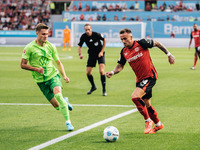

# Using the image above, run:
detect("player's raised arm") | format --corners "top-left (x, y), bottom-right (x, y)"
top-left (153, 40), bottom-right (175, 64)
top-left (106, 63), bottom-right (124, 78)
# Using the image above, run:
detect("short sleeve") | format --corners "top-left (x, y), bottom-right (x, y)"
top-left (22, 45), bottom-right (31, 60)
top-left (137, 39), bottom-right (154, 49)
top-left (78, 34), bottom-right (85, 47)
top-left (52, 44), bottom-right (59, 61)
top-left (117, 48), bottom-right (126, 66)
top-left (97, 32), bottom-right (105, 41)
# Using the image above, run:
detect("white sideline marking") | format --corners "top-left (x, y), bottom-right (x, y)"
top-left (0, 103), bottom-right (135, 108)
top-left (28, 108), bottom-right (137, 150)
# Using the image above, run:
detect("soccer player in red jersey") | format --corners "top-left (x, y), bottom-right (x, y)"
top-left (106, 28), bottom-right (175, 134)
top-left (189, 23), bottom-right (200, 70)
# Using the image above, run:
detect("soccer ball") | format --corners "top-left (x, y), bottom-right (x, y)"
top-left (103, 126), bottom-right (119, 142)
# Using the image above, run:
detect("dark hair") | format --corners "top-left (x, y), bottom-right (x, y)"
top-left (36, 23), bottom-right (49, 32)
top-left (119, 28), bottom-right (132, 34)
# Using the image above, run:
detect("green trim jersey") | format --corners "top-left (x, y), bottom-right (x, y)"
top-left (22, 40), bottom-right (60, 83)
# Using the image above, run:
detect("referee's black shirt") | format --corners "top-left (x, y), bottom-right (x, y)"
top-left (78, 31), bottom-right (105, 55)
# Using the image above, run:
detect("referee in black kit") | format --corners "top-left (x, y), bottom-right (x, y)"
top-left (78, 23), bottom-right (107, 96)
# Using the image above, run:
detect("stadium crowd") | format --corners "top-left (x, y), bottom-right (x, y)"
top-left (71, 1), bottom-right (199, 12)
top-left (0, 0), bottom-right (51, 30)
top-left (0, 0), bottom-right (199, 30)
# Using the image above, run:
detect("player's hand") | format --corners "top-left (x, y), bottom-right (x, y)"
top-left (98, 52), bottom-right (103, 58)
top-left (168, 55), bottom-right (175, 64)
top-left (64, 76), bottom-right (70, 83)
top-left (188, 47), bottom-right (191, 50)
top-left (105, 72), bottom-right (113, 78)
top-left (79, 55), bottom-right (84, 59)
top-left (37, 68), bottom-right (44, 74)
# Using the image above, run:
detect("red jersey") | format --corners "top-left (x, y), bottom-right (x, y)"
top-left (191, 29), bottom-right (200, 48)
top-left (118, 39), bottom-right (158, 82)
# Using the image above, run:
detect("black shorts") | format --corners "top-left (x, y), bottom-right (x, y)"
top-left (136, 77), bottom-right (156, 99)
top-left (195, 47), bottom-right (200, 53)
top-left (87, 53), bottom-right (105, 67)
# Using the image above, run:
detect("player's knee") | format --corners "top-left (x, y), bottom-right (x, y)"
top-left (99, 70), bottom-right (104, 75)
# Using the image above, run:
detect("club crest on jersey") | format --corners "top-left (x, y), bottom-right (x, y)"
top-left (127, 52), bottom-right (143, 62)
top-left (89, 39), bottom-right (93, 42)
top-left (135, 47), bottom-right (139, 52)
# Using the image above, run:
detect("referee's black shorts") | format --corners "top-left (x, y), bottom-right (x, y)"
top-left (87, 53), bottom-right (105, 67)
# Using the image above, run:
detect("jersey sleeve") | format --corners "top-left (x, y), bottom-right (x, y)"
top-left (22, 45), bottom-right (31, 60)
top-left (52, 44), bottom-right (60, 61)
top-left (137, 39), bottom-right (154, 49)
top-left (97, 32), bottom-right (105, 41)
top-left (78, 34), bottom-right (85, 47)
top-left (117, 48), bottom-right (126, 65)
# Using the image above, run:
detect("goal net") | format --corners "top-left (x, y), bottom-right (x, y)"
top-left (71, 22), bottom-right (146, 47)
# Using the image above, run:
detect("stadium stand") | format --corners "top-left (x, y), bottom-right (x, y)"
top-left (0, 0), bottom-right (51, 30)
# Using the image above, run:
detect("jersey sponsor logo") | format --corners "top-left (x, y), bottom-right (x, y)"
top-left (124, 52), bottom-right (128, 56)
top-left (193, 35), bottom-right (199, 38)
top-left (140, 79), bottom-right (148, 86)
top-left (135, 47), bottom-right (139, 52)
top-left (39, 56), bottom-right (49, 66)
top-left (127, 52), bottom-right (143, 62)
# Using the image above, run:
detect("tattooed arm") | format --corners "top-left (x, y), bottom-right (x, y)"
top-left (153, 40), bottom-right (175, 64)
top-left (105, 63), bottom-right (124, 78)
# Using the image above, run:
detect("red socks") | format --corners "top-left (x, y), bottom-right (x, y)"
top-left (132, 98), bottom-right (160, 124)
top-left (132, 98), bottom-right (149, 120)
top-left (147, 105), bottom-right (160, 124)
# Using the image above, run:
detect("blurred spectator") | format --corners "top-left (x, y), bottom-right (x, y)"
top-left (129, 4), bottom-right (134, 10)
top-left (135, 1), bottom-right (139, 10)
top-left (102, 3), bottom-right (108, 11)
top-left (108, 4), bottom-right (113, 11)
top-left (73, 5), bottom-right (77, 11)
top-left (166, 16), bottom-right (170, 21)
top-left (88, 16), bottom-right (93, 21)
top-left (196, 2), bottom-right (199, 11)
top-left (78, 2), bottom-right (82, 11)
top-left (102, 14), bottom-right (107, 21)
top-left (85, 3), bottom-right (90, 11)
top-left (80, 14), bottom-right (84, 21)
top-left (122, 3), bottom-right (127, 11)
top-left (96, 14), bottom-right (101, 21)
top-left (146, 2), bottom-right (151, 11)
top-left (91, 5), bottom-right (97, 11)
top-left (115, 4), bottom-right (121, 11)
top-left (121, 14), bottom-right (127, 21)
top-left (170, 32), bottom-right (175, 38)
top-left (50, 1), bottom-right (55, 14)
top-left (114, 15), bottom-right (119, 21)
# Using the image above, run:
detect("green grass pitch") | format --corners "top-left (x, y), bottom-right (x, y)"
top-left (0, 46), bottom-right (200, 150)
